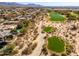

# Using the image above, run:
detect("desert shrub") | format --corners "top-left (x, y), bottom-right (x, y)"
top-left (4, 35), bottom-right (13, 40)
top-left (2, 44), bottom-right (15, 55)
top-left (43, 26), bottom-right (52, 33)
top-left (67, 12), bottom-right (78, 20)
top-left (20, 20), bottom-right (29, 28)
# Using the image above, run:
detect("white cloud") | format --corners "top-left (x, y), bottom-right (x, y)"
top-left (18, 2), bottom-right (79, 6)
top-left (0, 0), bottom-right (79, 2)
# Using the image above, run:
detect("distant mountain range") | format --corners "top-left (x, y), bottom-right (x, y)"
top-left (0, 2), bottom-right (43, 7)
top-left (0, 2), bottom-right (22, 6)
top-left (0, 2), bottom-right (79, 9)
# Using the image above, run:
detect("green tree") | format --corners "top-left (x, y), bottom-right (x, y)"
top-left (2, 44), bottom-right (15, 55)
top-left (20, 20), bottom-right (29, 28)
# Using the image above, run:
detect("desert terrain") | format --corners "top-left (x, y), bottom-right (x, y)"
top-left (0, 7), bottom-right (79, 56)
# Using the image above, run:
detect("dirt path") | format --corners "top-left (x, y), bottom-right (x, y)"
top-left (30, 21), bottom-right (45, 56)
top-left (75, 36), bottom-right (79, 55)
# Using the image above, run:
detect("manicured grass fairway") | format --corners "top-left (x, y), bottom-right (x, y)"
top-left (47, 36), bottom-right (65, 53)
top-left (43, 26), bottom-right (52, 33)
top-left (49, 12), bottom-right (66, 22)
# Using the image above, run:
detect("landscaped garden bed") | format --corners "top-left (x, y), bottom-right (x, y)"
top-left (47, 36), bottom-right (65, 53)
top-left (49, 12), bottom-right (66, 22)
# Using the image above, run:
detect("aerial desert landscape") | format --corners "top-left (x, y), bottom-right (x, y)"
top-left (0, 3), bottom-right (79, 56)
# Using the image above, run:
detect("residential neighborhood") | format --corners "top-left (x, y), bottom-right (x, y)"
top-left (0, 3), bottom-right (79, 56)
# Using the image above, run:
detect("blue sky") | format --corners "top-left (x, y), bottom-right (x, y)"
top-left (18, 2), bottom-right (79, 6)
